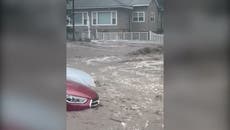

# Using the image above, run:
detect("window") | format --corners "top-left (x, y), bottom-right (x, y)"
top-left (74, 12), bottom-right (88, 26)
top-left (92, 12), bottom-right (97, 25)
top-left (132, 12), bottom-right (145, 22)
top-left (83, 13), bottom-right (88, 25)
top-left (92, 11), bottom-right (117, 25)
top-left (66, 0), bottom-right (72, 8)
top-left (150, 12), bottom-right (155, 22)
top-left (112, 12), bottom-right (116, 24)
top-left (66, 16), bottom-right (72, 26)
top-left (151, 17), bottom-right (154, 21)
top-left (75, 13), bottom-right (82, 24)
top-left (138, 12), bottom-right (144, 21)
top-left (98, 12), bottom-right (111, 24)
top-left (133, 13), bottom-right (138, 21)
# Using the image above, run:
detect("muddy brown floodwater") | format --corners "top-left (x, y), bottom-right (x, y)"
top-left (67, 41), bottom-right (163, 130)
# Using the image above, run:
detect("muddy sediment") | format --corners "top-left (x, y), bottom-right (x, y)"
top-left (67, 41), bottom-right (163, 130)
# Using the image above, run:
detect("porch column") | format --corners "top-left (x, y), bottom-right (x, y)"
top-left (87, 13), bottom-right (91, 39)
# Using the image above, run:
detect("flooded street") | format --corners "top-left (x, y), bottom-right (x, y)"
top-left (67, 41), bottom-right (163, 130)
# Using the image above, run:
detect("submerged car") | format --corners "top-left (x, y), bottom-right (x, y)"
top-left (66, 67), bottom-right (96, 88)
top-left (66, 80), bottom-right (99, 111)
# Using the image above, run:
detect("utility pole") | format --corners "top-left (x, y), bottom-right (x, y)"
top-left (72, 0), bottom-right (75, 40)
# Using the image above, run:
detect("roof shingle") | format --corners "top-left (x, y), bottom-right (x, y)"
top-left (70, 0), bottom-right (163, 10)
top-left (74, 0), bottom-right (132, 9)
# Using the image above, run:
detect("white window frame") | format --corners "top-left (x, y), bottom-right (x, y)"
top-left (91, 11), bottom-right (117, 26)
top-left (74, 12), bottom-right (88, 26)
top-left (66, 16), bottom-right (72, 27)
top-left (132, 11), bottom-right (145, 23)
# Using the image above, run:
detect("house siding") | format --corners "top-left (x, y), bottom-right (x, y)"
top-left (149, 0), bottom-right (163, 33)
top-left (131, 6), bottom-right (149, 32)
top-left (147, 0), bottom-right (159, 32)
top-left (131, 1), bottom-right (160, 33)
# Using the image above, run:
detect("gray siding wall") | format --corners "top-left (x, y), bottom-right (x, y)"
top-left (130, 6), bottom-right (149, 32)
top-left (131, 2), bottom-right (159, 32)
top-left (147, 0), bottom-right (159, 32)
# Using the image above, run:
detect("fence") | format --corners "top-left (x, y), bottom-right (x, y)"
top-left (67, 28), bottom-right (164, 44)
top-left (95, 31), bottom-right (163, 44)
top-left (96, 32), bottom-right (149, 41)
top-left (149, 31), bottom-right (164, 44)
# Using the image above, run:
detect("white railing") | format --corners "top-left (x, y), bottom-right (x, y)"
top-left (95, 31), bottom-right (163, 44)
top-left (149, 31), bottom-right (164, 44)
top-left (96, 32), bottom-right (149, 41)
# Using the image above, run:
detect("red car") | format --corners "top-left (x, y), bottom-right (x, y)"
top-left (66, 80), bottom-right (99, 111)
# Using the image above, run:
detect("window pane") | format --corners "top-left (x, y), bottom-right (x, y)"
top-left (133, 13), bottom-right (138, 17)
top-left (66, 0), bottom-right (72, 8)
top-left (133, 17), bottom-right (138, 21)
top-left (112, 18), bottom-right (116, 24)
top-left (112, 12), bottom-right (116, 24)
top-left (66, 16), bottom-right (72, 25)
top-left (84, 19), bottom-right (87, 25)
top-left (83, 13), bottom-right (88, 25)
top-left (93, 19), bottom-right (96, 24)
top-left (139, 12), bottom-right (144, 21)
top-left (112, 12), bottom-right (116, 18)
top-left (98, 12), bottom-right (111, 24)
top-left (92, 12), bottom-right (97, 18)
top-left (75, 13), bottom-right (82, 24)
top-left (151, 17), bottom-right (154, 21)
top-left (92, 12), bottom-right (97, 24)
top-left (139, 12), bottom-right (144, 17)
top-left (83, 13), bottom-right (87, 18)
top-left (139, 17), bottom-right (144, 21)
top-left (133, 13), bottom-right (138, 21)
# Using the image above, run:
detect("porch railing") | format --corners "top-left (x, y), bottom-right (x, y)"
top-left (95, 31), bottom-right (164, 44)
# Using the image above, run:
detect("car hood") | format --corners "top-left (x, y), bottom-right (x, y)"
top-left (66, 81), bottom-right (98, 99)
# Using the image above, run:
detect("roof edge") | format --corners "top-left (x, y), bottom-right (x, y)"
top-left (154, 0), bottom-right (164, 11)
top-left (74, 6), bottom-right (133, 10)
top-left (132, 4), bottom-right (149, 7)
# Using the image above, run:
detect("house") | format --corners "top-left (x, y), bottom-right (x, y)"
top-left (66, 0), bottom-right (163, 40)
